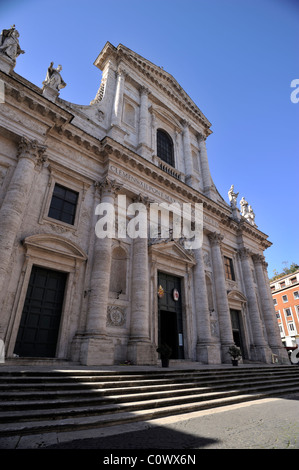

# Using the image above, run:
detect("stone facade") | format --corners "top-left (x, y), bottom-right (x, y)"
top-left (0, 34), bottom-right (288, 365)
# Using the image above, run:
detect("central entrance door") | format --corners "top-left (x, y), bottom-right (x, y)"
top-left (14, 266), bottom-right (67, 358)
top-left (230, 309), bottom-right (245, 358)
top-left (158, 272), bottom-right (184, 359)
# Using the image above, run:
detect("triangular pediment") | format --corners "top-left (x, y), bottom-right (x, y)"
top-left (149, 240), bottom-right (195, 266)
top-left (94, 42), bottom-right (211, 129)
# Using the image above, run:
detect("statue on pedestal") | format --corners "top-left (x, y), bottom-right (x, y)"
top-left (228, 184), bottom-right (239, 208)
top-left (0, 25), bottom-right (25, 61)
top-left (240, 196), bottom-right (249, 217)
top-left (42, 62), bottom-right (66, 92)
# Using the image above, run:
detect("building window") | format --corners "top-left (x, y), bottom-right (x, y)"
top-left (290, 277), bottom-right (297, 284)
top-left (280, 281), bottom-right (286, 288)
top-left (273, 298), bottom-right (277, 305)
top-left (285, 308), bottom-right (292, 317)
top-left (282, 294), bottom-right (288, 303)
top-left (48, 183), bottom-right (79, 225)
top-left (224, 256), bottom-right (235, 281)
top-left (288, 323), bottom-right (296, 334)
top-left (276, 311), bottom-right (280, 319)
top-left (157, 129), bottom-right (174, 167)
top-left (294, 291), bottom-right (299, 300)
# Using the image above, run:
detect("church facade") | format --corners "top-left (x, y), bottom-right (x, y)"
top-left (0, 27), bottom-right (288, 366)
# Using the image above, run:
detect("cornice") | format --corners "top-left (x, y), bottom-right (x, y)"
top-left (100, 136), bottom-right (235, 220)
top-left (2, 72), bottom-right (72, 125)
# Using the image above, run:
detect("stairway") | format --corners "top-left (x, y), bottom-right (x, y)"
top-left (0, 365), bottom-right (299, 447)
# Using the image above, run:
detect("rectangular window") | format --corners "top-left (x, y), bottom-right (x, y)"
top-left (282, 294), bottom-right (288, 303)
top-left (280, 281), bottom-right (286, 288)
top-left (48, 183), bottom-right (79, 225)
top-left (276, 311), bottom-right (280, 319)
top-left (288, 323), bottom-right (296, 333)
top-left (224, 256), bottom-right (235, 281)
top-left (291, 277), bottom-right (297, 284)
top-left (294, 291), bottom-right (299, 300)
top-left (273, 298), bottom-right (277, 305)
top-left (285, 308), bottom-right (292, 317)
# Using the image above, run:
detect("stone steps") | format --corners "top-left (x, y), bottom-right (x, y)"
top-left (0, 365), bottom-right (298, 441)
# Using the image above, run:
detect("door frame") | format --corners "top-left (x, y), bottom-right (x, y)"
top-left (149, 240), bottom-right (196, 360)
top-left (158, 272), bottom-right (184, 359)
top-left (5, 234), bottom-right (87, 359)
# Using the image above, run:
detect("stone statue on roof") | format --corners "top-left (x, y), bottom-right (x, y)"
top-left (0, 25), bottom-right (25, 61)
top-left (42, 62), bottom-right (66, 92)
top-left (228, 184), bottom-right (239, 208)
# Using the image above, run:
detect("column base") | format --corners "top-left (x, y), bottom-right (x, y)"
top-left (250, 344), bottom-right (273, 364)
top-left (78, 334), bottom-right (115, 366)
top-left (127, 340), bottom-right (156, 365)
top-left (270, 345), bottom-right (290, 364)
top-left (196, 342), bottom-right (221, 364)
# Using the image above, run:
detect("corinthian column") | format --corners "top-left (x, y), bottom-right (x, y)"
top-left (198, 133), bottom-right (213, 198)
top-left (238, 248), bottom-right (272, 363)
top-left (0, 137), bottom-right (47, 315)
top-left (208, 232), bottom-right (234, 362)
top-left (193, 248), bottom-right (221, 363)
top-left (253, 254), bottom-right (289, 363)
top-left (80, 177), bottom-right (120, 365)
top-left (138, 86), bottom-right (149, 157)
top-left (182, 121), bottom-right (193, 184)
top-left (128, 196), bottom-right (155, 365)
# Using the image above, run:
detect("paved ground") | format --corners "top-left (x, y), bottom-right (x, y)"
top-left (41, 392), bottom-right (299, 450)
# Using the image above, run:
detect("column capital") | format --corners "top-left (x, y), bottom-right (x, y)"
top-left (116, 66), bottom-right (128, 78)
top-left (238, 246), bottom-right (253, 260)
top-left (96, 177), bottom-right (122, 197)
top-left (197, 132), bottom-right (207, 143)
top-left (182, 119), bottom-right (191, 130)
top-left (208, 231), bottom-right (224, 246)
top-left (17, 136), bottom-right (47, 166)
top-left (132, 193), bottom-right (153, 207)
top-left (252, 253), bottom-right (266, 266)
top-left (139, 85), bottom-right (149, 96)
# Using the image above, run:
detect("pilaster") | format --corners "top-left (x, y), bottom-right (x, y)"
top-left (182, 120), bottom-right (194, 186)
top-left (137, 86), bottom-right (151, 159)
top-left (198, 133), bottom-right (214, 199)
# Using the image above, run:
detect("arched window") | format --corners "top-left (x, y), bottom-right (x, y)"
top-left (157, 129), bottom-right (174, 167)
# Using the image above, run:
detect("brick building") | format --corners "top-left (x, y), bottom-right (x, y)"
top-left (271, 270), bottom-right (299, 350)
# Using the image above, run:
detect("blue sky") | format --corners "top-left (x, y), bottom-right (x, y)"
top-left (1, 0), bottom-right (298, 277)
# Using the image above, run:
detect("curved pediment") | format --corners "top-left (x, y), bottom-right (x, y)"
top-left (227, 290), bottom-right (247, 303)
top-left (23, 234), bottom-right (87, 261)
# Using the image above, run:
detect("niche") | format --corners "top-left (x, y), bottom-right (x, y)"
top-left (109, 246), bottom-right (127, 295)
